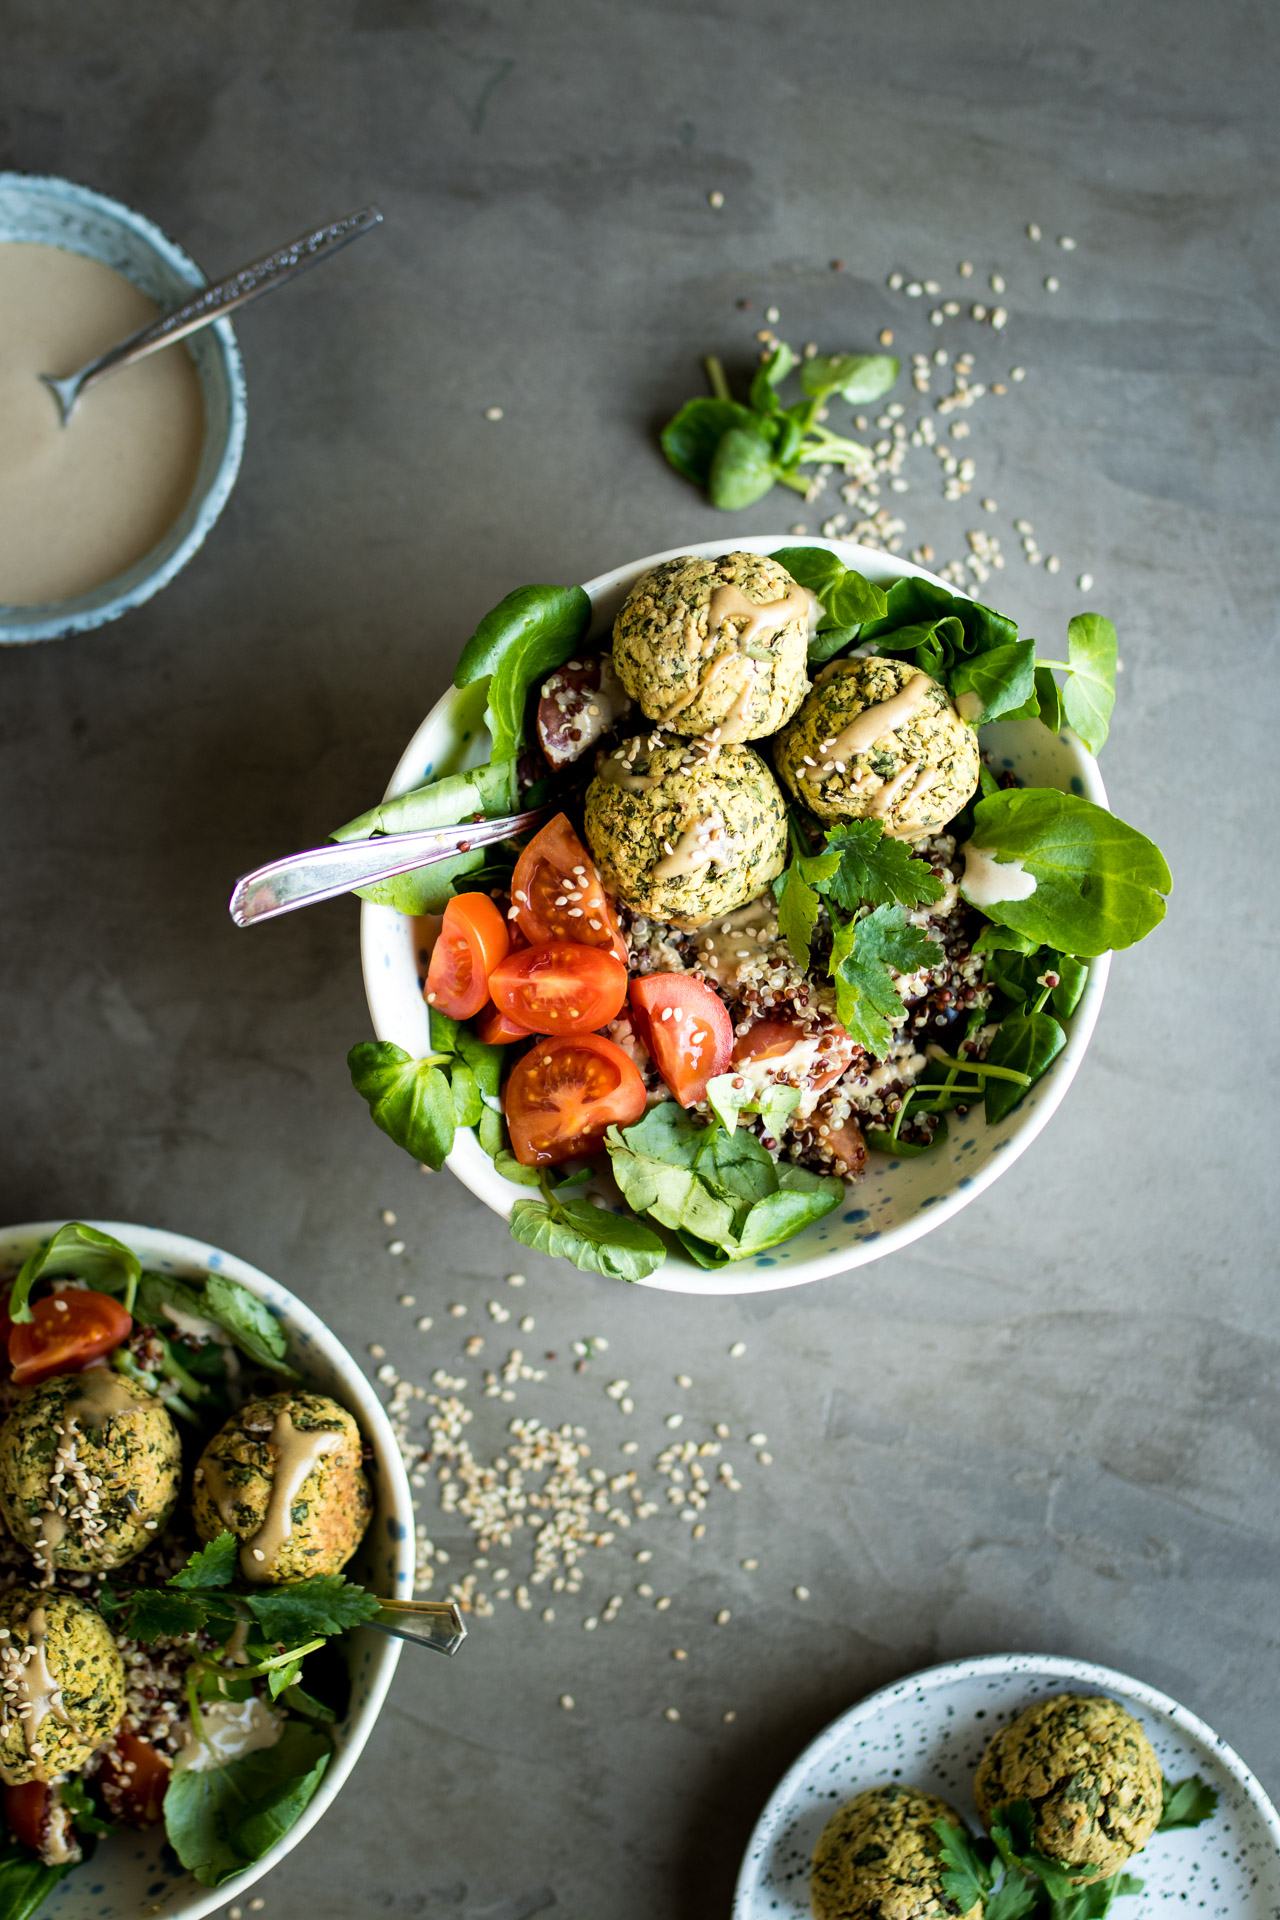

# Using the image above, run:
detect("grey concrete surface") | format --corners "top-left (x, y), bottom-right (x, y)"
top-left (2, 1), bottom-right (1278, 1914)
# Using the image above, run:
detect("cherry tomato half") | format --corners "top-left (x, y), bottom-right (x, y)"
top-left (424, 893), bottom-right (511, 1021)
top-left (9, 1291), bottom-right (133, 1386)
top-left (511, 814), bottom-right (627, 962)
top-left (96, 1727), bottom-right (170, 1825)
top-left (475, 1000), bottom-right (536, 1045)
top-left (629, 974), bottom-right (732, 1108)
top-left (4, 1781), bottom-right (49, 1852)
top-left (505, 1034), bottom-right (647, 1166)
top-left (821, 1116), bottom-right (868, 1178)
top-left (488, 943), bottom-right (627, 1037)
top-left (731, 1017), bottom-right (857, 1094)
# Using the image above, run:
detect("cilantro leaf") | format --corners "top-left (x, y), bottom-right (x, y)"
top-left (986, 1873), bottom-right (1045, 1920)
top-left (509, 1196), bottom-right (666, 1283)
top-left (820, 820), bottom-right (946, 914)
top-left (60, 1776), bottom-right (114, 1838)
top-left (114, 1588), bottom-right (210, 1642)
top-left (170, 1531), bottom-right (239, 1590)
top-left (828, 905), bottom-right (939, 1056)
top-left (241, 1574), bottom-right (383, 1643)
top-left (1158, 1775), bottom-right (1219, 1831)
top-left (931, 1817), bottom-right (993, 1912)
top-left (775, 865), bottom-right (823, 971)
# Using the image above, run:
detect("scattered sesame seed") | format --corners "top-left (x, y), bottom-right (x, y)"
top-left (665, 1414), bottom-right (683, 1430)
top-left (1078, 572), bottom-right (1094, 592)
top-left (794, 1585), bottom-right (810, 1601)
top-left (990, 273), bottom-right (1005, 293)
top-left (765, 305), bottom-right (780, 323)
top-left (543, 1609), bottom-right (556, 1623)
top-left (416, 1315), bottom-right (433, 1331)
top-left (708, 189), bottom-right (724, 208)
top-left (729, 1342), bottom-right (746, 1358)
top-left (991, 307), bottom-right (1008, 329)
top-left (399, 1294), bottom-right (416, 1306)
top-left (484, 406), bottom-right (503, 421)
top-left (381, 1209), bottom-right (397, 1225)
top-left (369, 1344), bottom-right (386, 1359)
top-left (906, 281), bottom-right (922, 297)
top-left (716, 1609), bottom-right (731, 1626)
top-left (387, 1240), bottom-right (405, 1256)
top-left (506, 1273), bottom-right (526, 1287)
top-left (672, 1648), bottom-right (688, 1661)
top-left (449, 1304), bottom-right (467, 1317)
top-left (1044, 275), bottom-right (1059, 291)
top-left (1045, 555), bottom-right (1061, 574)
top-left (1011, 366), bottom-right (1026, 381)
top-left (982, 497), bottom-right (998, 512)
top-left (923, 280), bottom-right (940, 295)
top-left (887, 272), bottom-right (903, 290)
top-left (757, 1450), bottom-right (773, 1465)
top-left (747, 1432), bottom-right (766, 1446)
top-left (878, 328), bottom-right (894, 346)
top-left (1027, 222), bottom-right (1041, 240)
top-left (723, 1709), bottom-right (737, 1723)
top-left (560, 1692), bottom-right (574, 1708)
top-left (1058, 235), bottom-right (1076, 250)
top-left (958, 261), bottom-right (973, 277)
top-left (377, 1364), bottom-right (396, 1383)
top-left (656, 1596), bottom-right (672, 1611)
top-left (742, 1557), bottom-right (759, 1571)
top-left (664, 1706), bottom-right (680, 1721)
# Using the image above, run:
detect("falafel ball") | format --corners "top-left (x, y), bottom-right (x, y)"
top-left (612, 551), bottom-right (810, 742)
top-left (0, 1371), bottom-right (183, 1573)
top-left (584, 735), bottom-right (787, 929)
top-left (775, 657), bottom-right (979, 832)
top-left (0, 1587), bottom-right (125, 1783)
top-left (810, 1783), bottom-right (983, 1920)
top-left (192, 1390), bottom-right (372, 1583)
top-left (973, 1693), bottom-right (1163, 1884)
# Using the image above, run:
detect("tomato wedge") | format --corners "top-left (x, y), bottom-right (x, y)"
top-left (9, 1290), bottom-right (133, 1386)
top-left (506, 1034), bottom-right (647, 1166)
top-left (629, 974), bottom-right (732, 1108)
top-left (4, 1782), bottom-right (50, 1852)
top-left (488, 943), bottom-right (627, 1037)
top-left (424, 892), bottom-right (510, 1021)
top-left (476, 1000), bottom-right (536, 1045)
top-left (96, 1727), bottom-right (170, 1825)
top-left (731, 1017), bottom-right (857, 1093)
top-left (820, 1116), bottom-right (867, 1178)
top-left (511, 814), bottom-right (627, 962)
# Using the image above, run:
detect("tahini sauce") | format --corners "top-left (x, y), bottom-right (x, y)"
top-left (0, 243), bottom-right (205, 604)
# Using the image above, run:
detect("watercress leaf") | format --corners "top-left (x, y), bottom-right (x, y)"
top-left (951, 639), bottom-right (1038, 724)
top-left (733, 1174), bottom-right (842, 1252)
top-left (243, 1575), bottom-right (381, 1642)
top-left (805, 621), bottom-right (862, 665)
top-left (1052, 954), bottom-right (1088, 1020)
top-left (821, 819), bottom-right (946, 913)
top-left (169, 1531), bottom-right (239, 1590)
top-left (829, 905), bottom-right (939, 1057)
top-left (0, 1841), bottom-right (76, 1919)
top-left (769, 548), bottom-right (889, 631)
top-left (116, 1588), bottom-right (210, 1642)
top-left (60, 1774), bottom-right (114, 1837)
top-left (1158, 1776), bottom-right (1219, 1830)
top-left (348, 1041), bottom-right (456, 1171)
top-left (332, 759), bottom-right (512, 846)
top-left (973, 924), bottom-right (1039, 956)
top-left (1062, 613), bottom-right (1118, 754)
top-left (708, 426), bottom-right (778, 509)
top-left (695, 1124), bottom-right (779, 1210)
top-left (962, 790), bottom-right (1171, 955)
top-left (800, 353), bottom-right (899, 403)
top-left (866, 615), bottom-right (958, 680)
top-left (165, 1722), bottom-right (332, 1887)
top-left (748, 342), bottom-right (795, 413)
top-left (477, 1105), bottom-right (506, 1159)
top-left (862, 577), bottom-right (1018, 663)
top-left (9, 1222), bottom-right (142, 1324)
top-left (705, 1075), bottom-right (745, 1134)
top-left (1034, 665), bottom-right (1065, 734)
top-left (455, 584), bottom-right (592, 766)
top-left (931, 1817), bottom-right (993, 1910)
top-left (447, 1061), bottom-right (483, 1128)
top-left (455, 1029), bottom-right (505, 1099)
top-left (200, 1274), bottom-right (296, 1378)
top-left (508, 1198), bottom-right (666, 1282)
top-left (776, 864), bottom-right (822, 970)
top-left (427, 1007), bottom-right (461, 1055)
top-left (493, 1148), bottom-right (541, 1188)
top-left (675, 1229), bottom-right (731, 1269)
top-left (757, 1083), bottom-right (802, 1141)
top-left (660, 397), bottom-right (762, 487)
top-left (279, 1682), bottom-right (337, 1724)
top-left (983, 1010), bottom-right (1066, 1123)
top-left (604, 1144), bottom-right (738, 1246)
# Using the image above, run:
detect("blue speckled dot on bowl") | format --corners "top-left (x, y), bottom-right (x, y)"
top-left (0, 174), bottom-right (246, 646)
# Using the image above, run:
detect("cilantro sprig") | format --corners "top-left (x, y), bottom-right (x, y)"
top-left (935, 1803), bottom-right (1151, 1920)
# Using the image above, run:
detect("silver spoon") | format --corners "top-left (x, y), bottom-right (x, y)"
top-left (228, 806), bottom-right (553, 927)
top-left (366, 1598), bottom-right (467, 1658)
top-left (40, 204), bottom-right (383, 425)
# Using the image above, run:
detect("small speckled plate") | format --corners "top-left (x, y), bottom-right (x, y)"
top-left (362, 536), bottom-right (1113, 1294)
top-left (733, 1653), bottom-right (1280, 1919)
top-left (0, 1220), bottom-right (415, 1920)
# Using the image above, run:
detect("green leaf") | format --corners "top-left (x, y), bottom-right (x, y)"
top-left (9, 1222), bottom-right (141, 1324)
top-left (331, 758), bottom-right (511, 846)
top-left (200, 1274), bottom-right (296, 1378)
top-left (704, 1076), bottom-right (801, 1140)
top-left (861, 577), bottom-right (1018, 683)
top-left (115, 1587), bottom-right (210, 1641)
top-left (984, 1871), bottom-right (1044, 1920)
top-left (494, 1148), bottom-right (541, 1188)
top-left (243, 1574), bottom-right (382, 1642)
top-left (1158, 1775), bottom-right (1219, 1831)
top-left (1062, 613), bottom-right (1118, 754)
top-left (951, 639), bottom-right (1038, 725)
top-left (983, 1010), bottom-right (1066, 1122)
top-left (0, 1839), bottom-right (76, 1920)
top-left (962, 790), bottom-right (1171, 956)
top-left (775, 864), bottom-right (822, 971)
top-left (165, 1722), bottom-right (332, 1887)
top-left (708, 426), bottom-right (778, 509)
top-left (748, 342), bottom-right (796, 412)
top-left (60, 1774), bottom-right (115, 1838)
top-left (508, 1198), bottom-right (666, 1282)
top-left (660, 397), bottom-right (763, 487)
top-left (864, 1119), bottom-right (949, 1158)
top-left (477, 1105), bottom-right (506, 1159)
top-left (1052, 953), bottom-right (1088, 1019)
top-left (931, 1817), bottom-right (993, 1912)
top-left (279, 1682), bottom-right (337, 1724)
top-left (820, 819), bottom-right (946, 914)
top-left (456, 1029), bottom-right (505, 1099)
top-left (453, 583), bottom-right (592, 765)
top-left (447, 1061), bottom-right (483, 1128)
top-left (348, 1041), bottom-right (456, 1170)
top-left (170, 1531), bottom-right (239, 1590)
top-left (828, 905), bottom-right (939, 1057)
top-left (1034, 664), bottom-right (1065, 733)
top-left (799, 352), bottom-right (899, 403)
top-left (769, 547), bottom-right (888, 631)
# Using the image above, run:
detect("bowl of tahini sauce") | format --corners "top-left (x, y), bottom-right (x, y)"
top-left (0, 174), bottom-right (247, 644)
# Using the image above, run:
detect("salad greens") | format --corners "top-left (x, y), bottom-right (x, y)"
top-left (164, 1721), bottom-right (331, 1888)
top-left (509, 1176), bottom-right (666, 1282)
top-left (333, 759), bottom-right (514, 915)
top-left (661, 342), bottom-right (898, 510)
top-left (828, 906), bottom-right (940, 1057)
top-left (9, 1223), bottom-right (141, 1323)
top-left (0, 1836), bottom-right (75, 1920)
top-left (453, 582), bottom-right (592, 777)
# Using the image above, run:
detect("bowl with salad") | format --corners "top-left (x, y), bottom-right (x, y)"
top-left (0, 1218), bottom-right (414, 1920)
top-left (349, 536), bottom-right (1170, 1296)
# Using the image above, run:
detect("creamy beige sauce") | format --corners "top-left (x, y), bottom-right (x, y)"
top-left (652, 811), bottom-right (727, 880)
top-left (654, 581), bottom-right (807, 738)
top-left (0, 1606), bottom-right (78, 1782)
top-left (204, 1411), bottom-right (342, 1582)
top-left (0, 242), bottom-right (205, 604)
top-left (706, 580), bottom-right (809, 651)
top-left (172, 1697), bottom-right (281, 1774)
top-left (695, 901), bottom-right (779, 987)
top-left (595, 752), bottom-right (657, 794)
top-left (959, 843), bottom-right (1038, 906)
top-left (63, 1368), bottom-right (144, 1428)
top-left (808, 671), bottom-right (934, 770)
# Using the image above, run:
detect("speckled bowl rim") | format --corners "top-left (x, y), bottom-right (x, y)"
top-left (0, 1219), bottom-right (414, 1920)
top-left (361, 535), bottom-right (1112, 1296)
top-left (732, 1651), bottom-right (1280, 1917)
top-left (0, 173), bottom-right (247, 645)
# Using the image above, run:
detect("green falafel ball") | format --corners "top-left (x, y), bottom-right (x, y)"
top-left (612, 552), bottom-right (810, 741)
top-left (973, 1693), bottom-right (1163, 1883)
top-left (0, 1588), bottom-right (125, 1784)
top-left (775, 657), bottom-right (979, 832)
top-left (0, 1372), bottom-right (182, 1573)
top-left (810, 1783), bottom-right (983, 1920)
top-left (193, 1391), bottom-right (372, 1583)
top-left (584, 735), bottom-right (787, 928)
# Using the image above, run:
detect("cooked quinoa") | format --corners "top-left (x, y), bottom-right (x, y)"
top-left (774, 657), bottom-right (979, 831)
top-left (811, 1783), bottom-right (983, 1920)
top-left (974, 1693), bottom-right (1163, 1883)
top-left (611, 551), bottom-right (810, 741)
top-left (584, 734), bottom-right (788, 929)
top-left (0, 1586), bottom-right (125, 1783)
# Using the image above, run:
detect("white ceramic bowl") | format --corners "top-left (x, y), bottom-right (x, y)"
top-left (734, 1652), bottom-right (1280, 1917)
top-left (362, 536), bottom-right (1111, 1296)
top-left (0, 1220), bottom-right (414, 1920)
top-left (0, 174), bottom-right (247, 645)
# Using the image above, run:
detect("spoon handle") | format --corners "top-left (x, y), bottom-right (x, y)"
top-left (367, 1599), bottom-right (467, 1658)
top-left (228, 806), bottom-right (552, 926)
top-left (65, 205), bottom-right (383, 404)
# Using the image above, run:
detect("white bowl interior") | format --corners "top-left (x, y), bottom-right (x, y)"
top-left (733, 1652), bottom-right (1280, 1918)
top-left (0, 1220), bottom-right (413, 1920)
top-left (0, 175), bottom-right (247, 644)
top-left (361, 537), bottom-right (1110, 1295)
